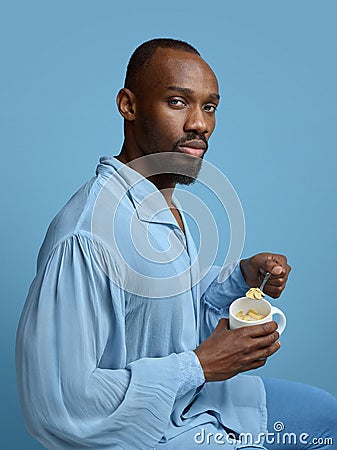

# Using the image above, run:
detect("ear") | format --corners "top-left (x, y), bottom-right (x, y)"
top-left (116, 88), bottom-right (136, 121)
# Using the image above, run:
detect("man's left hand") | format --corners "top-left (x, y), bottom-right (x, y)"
top-left (240, 253), bottom-right (291, 298)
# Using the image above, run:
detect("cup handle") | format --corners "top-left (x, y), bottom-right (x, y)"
top-left (270, 306), bottom-right (287, 335)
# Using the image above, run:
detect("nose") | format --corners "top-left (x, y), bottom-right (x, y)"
top-left (184, 106), bottom-right (209, 135)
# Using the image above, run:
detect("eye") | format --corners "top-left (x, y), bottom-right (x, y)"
top-left (203, 104), bottom-right (217, 113)
top-left (168, 98), bottom-right (186, 108)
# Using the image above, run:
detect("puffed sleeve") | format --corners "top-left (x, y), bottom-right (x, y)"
top-left (16, 234), bottom-right (181, 449)
top-left (199, 262), bottom-right (249, 341)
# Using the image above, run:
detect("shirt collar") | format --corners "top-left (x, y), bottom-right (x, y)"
top-left (96, 156), bottom-right (180, 227)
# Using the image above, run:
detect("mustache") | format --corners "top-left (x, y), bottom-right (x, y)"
top-left (174, 134), bottom-right (208, 152)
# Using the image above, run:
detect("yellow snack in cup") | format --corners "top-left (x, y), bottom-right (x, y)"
top-left (236, 308), bottom-right (266, 321)
top-left (245, 287), bottom-right (265, 300)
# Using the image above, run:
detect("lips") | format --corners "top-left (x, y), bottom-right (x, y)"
top-left (176, 140), bottom-right (207, 157)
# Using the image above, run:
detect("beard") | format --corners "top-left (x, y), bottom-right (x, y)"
top-left (139, 119), bottom-right (208, 185)
top-left (168, 133), bottom-right (207, 185)
top-left (167, 157), bottom-right (203, 185)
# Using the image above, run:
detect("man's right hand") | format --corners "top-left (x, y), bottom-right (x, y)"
top-left (194, 318), bottom-right (280, 382)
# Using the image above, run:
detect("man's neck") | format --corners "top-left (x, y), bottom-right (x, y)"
top-left (115, 146), bottom-right (185, 232)
top-left (115, 146), bottom-right (176, 206)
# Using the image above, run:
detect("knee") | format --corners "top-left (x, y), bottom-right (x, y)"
top-left (309, 386), bottom-right (337, 431)
top-left (265, 377), bottom-right (337, 432)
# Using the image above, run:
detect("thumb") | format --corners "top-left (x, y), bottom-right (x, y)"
top-left (264, 256), bottom-right (283, 276)
top-left (215, 318), bottom-right (229, 331)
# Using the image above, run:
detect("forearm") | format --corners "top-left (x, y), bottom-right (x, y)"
top-left (199, 262), bottom-right (249, 342)
top-left (201, 262), bottom-right (249, 315)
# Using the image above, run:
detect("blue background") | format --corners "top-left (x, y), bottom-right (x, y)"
top-left (1, 1), bottom-right (336, 448)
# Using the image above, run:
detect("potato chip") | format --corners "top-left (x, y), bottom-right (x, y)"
top-left (245, 287), bottom-right (265, 300)
top-left (236, 308), bottom-right (266, 321)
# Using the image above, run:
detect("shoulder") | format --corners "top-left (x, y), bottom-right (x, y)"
top-left (37, 232), bottom-right (119, 284)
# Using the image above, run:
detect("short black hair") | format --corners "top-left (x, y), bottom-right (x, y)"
top-left (124, 38), bottom-right (200, 90)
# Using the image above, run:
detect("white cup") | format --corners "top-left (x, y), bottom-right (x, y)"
top-left (229, 296), bottom-right (286, 335)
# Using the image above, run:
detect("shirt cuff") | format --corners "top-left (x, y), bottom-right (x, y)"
top-left (176, 351), bottom-right (205, 398)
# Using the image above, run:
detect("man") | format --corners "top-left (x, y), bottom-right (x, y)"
top-left (16, 39), bottom-right (337, 449)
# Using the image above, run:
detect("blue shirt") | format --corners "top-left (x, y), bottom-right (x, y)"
top-left (16, 156), bottom-right (268, 449)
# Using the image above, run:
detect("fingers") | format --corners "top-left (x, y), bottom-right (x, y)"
top-left (255, 330), bottom-right (280, 349)
top-left (239, 326), bottom-right (280, 353)
top-left (262, 254), bottom-right (290, 277)
top-left (240, 341), bottom-right (281, 371)
top-left (195, 319), bottom-right (282, 382)
top-left (241, 252), bottom-right (291, 299)
top-left (233, 322), bottom-right (280, 364)
top-left (258, 254), bottom-right (291, 298)
top-left (265, 273), bottom-right (290, 297)
top-left (237, 330), bottom-right (281, 373)
top-left (239, 321), bottom-right (278, 338)
top-left (259, 271), bottom-right (290, 287)
top-left (240, 356), bottom-right (270, 372)
top-left (264, 283), bottom-right (286, 298)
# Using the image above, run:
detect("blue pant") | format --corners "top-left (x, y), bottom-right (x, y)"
top-left (263, 377), bottom-right (337, 449)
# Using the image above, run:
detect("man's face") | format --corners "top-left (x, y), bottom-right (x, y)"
top-left (131, 48), bottom-right (220, 184)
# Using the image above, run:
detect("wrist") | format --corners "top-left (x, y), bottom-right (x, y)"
top-left (193, 349), bottom-right (209, 382)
